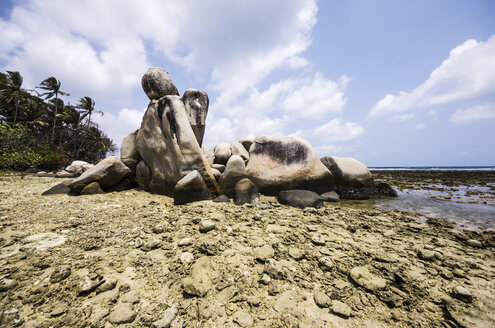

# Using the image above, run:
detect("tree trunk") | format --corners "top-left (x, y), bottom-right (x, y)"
top-left (13, 95), bottom-right (19, 125)
top-left (51, 92), bottom-right (58, 142)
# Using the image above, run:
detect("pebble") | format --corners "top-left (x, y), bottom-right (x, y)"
top-left (96, 278), bottom-right (117, 294)
top-left (452, 268), bottom-right (466, 278)
top-left (49, 265), bottom-right (71, 283)
top-left (134, 237), bottom-right (143, 248)
top-left (199, 220), bottom-right (216, 233)
top-left (232, 310), bottom-right (254, 327)
top-left (451, 285), bottom-right (472, 303)
top-left (108, 303), bottom-right (136, 324)
top-left (331, 300), bottom-right (352, 318)
top-left (180, 252), bottom-right (194, 264)
top-left (0, 278), bottom-right (18, 292)
top-left (153, 304), bottom-right (178, 328)
top-left (318, 256), bottom-right (334, 271)
top-left (313, 291), bottom-right (331, 308)
top-left (50, 304), bottom-right (66, 317)
top-left (259, 274), bottom-right (271, 285)
top-left (264, 259), bottom-right (284, 279)
top-left (466, 239), bottom-right (482, 248)
top-left (418, 249), bottom-right (442, 261)
top-left (349, 266), bottom-right (387, 292)
top-left (253, 245), bottom-right (274, 262)
top-left (268, 280), bottom-right (280, 295)
top-left (152, 224), bottom-right (166, 234)
top-left (310, 234), bottom-right (326, 246)
top-left (288, 248), bottom-right (304, 260)
top-left (178, 238), bottom-right (192, 246)
top-left (256, 203), bottom-right (273, 210)
top-left (78, 275), bottom-right (103, 295)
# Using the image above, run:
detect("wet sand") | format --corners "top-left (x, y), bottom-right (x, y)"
top-left (1, 174), bottom-right (494, 327)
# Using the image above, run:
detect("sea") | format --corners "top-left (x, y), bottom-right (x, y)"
top-left (350, 166), bottom-right (495, 231)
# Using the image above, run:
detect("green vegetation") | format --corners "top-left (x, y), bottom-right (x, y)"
top-left (0, 71), bottom-right (116, 171)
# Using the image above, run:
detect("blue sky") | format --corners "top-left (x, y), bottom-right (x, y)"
top-left (1, 0), bottom-right (494, 166)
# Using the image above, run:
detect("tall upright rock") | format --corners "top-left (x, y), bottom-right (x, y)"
top-left (121, 68), bottom-right (220, 201)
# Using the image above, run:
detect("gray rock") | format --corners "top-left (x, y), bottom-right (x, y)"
top-left (153, 304), bottom-right (178, 328)
top-left (466, 239), bottom-right (482, 248)
top-left (180, 252), bottom-right (194, 265)
top-left (452, 285), bottom-right (473, 303)
top-left (418, 249), bottom-right (442, 261)
top-left (318, 256), bottom-right (334, 271)
top-left (120, 129), bottom-right (140, 175)
top-left (219, 155), bottom-right (247, 197)
top-left (375, 182), bottom-right (398, 197)
top-left (104, 178), bottom-right (132, 192)
top-left (211, 168), bottom-right (221, 180)
top-left (232, 310), bottom-right (254, 327)
top-left (313, 292), bottom-right (331, 308)
top-left (135, 160), bottom-right (151, 191)
top-left (277, 190), bottom-right (323, 209)
top-left (212, 195), bottom-right (230, 203)
top-left (288, 248), bottom-right (304, 260)
top-left (182, 256), bottom-right (218, 297)
top-left (320, 191), bottom-right (340, 202)
top-left (56, 170), bottom-right (76, 178)
top-left (349, 266), bottom-right (387, 292)
top-left (320, 156), bottom-right (375, 199)
top-left (259, 273), bottom-right (271, 285)
top-left (311, 234), bottom-right (326, 246)
top-left (198, 220), bottom-right (216, 233)
top-left (142, 67), bottom-right (179, 100)
top-left (182, 89), bottom-right (209, 147)
top-left (78, 275), bottom-right (103, 294)
top-left (239, 138), bottom-right (254, 152)
top-left (68, 156), bottom-right (131, 194)
top-left (65, 160), bottom-right (93, 175)
top-left (109, 303), bottom-right (136, 324)
top-left (135, 96), bottom-right (220, 197)
top-left (264, 259), bottom-right (284, 279)
top-left (80, 182), bottom-right (105, 195)
top-left (96, 278), bottom-right (117, 294)
top-left (214, 142), bottom-right (232, 165)
top-left (211, 163), bottom-right (225, 173)
top-left (246, 135), bottom-right (335, 195)
top-left (331, 300), bottom-right (352, 318)
top-left (0, 278), bottom-right (18, 292)
top-left (253, 245), bottom-right (274, 262)
top-left (49, 265), bottom-right (71, 283)
top-left (234, 178), bottom-right (259, 205)
top-left (231, 142), bottom-right (249, 161)
top-left (41, 180), bottom-right (72, 195)
top-left (173, 170), bottom-right (211, 205)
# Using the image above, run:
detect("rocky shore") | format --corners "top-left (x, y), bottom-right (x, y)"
top-left (1, 174), bottom-right (494, 327)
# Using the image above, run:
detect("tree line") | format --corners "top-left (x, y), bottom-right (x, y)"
top-left (0, 71), bottom-right (116, 170)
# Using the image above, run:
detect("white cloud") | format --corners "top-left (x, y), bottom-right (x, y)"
top-left (312, 118), bottom-right (364, 142)
top-left (203, 73), bottom-right (351, 147)
top-left (415, 123), bottom-right (426, 130)
top-left (369, 35), bottom-right (495, 118)
top-left (451, 103), bottom-right (495, 124)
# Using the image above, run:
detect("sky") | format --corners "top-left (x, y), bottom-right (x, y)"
top-left (1, 0), bottom-right (494, 167)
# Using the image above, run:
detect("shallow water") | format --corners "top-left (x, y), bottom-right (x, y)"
top-left (343, 189), bottom-right (495, 231)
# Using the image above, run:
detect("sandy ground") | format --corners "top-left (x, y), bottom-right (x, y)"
top-left (1, 174), bottom-right (494, 327)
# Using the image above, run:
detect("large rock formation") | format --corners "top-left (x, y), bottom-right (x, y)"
top-left (245, 136), bottom-right (336, 195)
top-left (120, 69), bottom-right (220, 201)
top-left (320, 156), bottom-right (375, 199)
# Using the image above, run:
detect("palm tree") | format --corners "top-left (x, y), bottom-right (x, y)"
top-left (38, 77), bottom-right (69, 142)
top-left (0, 71), bottom-right (24, 124)
top-left (75, 97), bottom-right (103, 158)
top-left (76, 96), bottom-right (103, 126)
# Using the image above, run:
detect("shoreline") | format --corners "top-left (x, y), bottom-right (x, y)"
top-left (0, 175), bottom-right (494, 327)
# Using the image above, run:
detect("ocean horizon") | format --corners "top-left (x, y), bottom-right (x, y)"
top-left (369, 166), bottom-right (495, 171)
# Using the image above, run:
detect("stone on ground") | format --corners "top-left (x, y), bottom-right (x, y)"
top-left (349, 266), bottom-right (387, 292)
top-left (234, 178), bottom-right (259, 205)
top-left (173, 170), bottom-right (211, 205)
top-left (320, 191), bottom-right (340, 202)
top-left (277, 190), bottom-right (323, 209)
